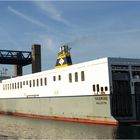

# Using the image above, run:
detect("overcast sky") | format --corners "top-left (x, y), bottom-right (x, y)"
top-left (1, 1), bottom-right (140, 75)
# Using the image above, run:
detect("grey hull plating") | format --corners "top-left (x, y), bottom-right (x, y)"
top-left (0, 95), bottom-right (137, 125)
top-left (0, 96), bottom-right (115, 122)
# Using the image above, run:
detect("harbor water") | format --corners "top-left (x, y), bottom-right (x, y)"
top-left (0, 115), bottom-right (140, 139)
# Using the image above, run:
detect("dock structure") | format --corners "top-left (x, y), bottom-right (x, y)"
top-left (31, 44), bottom-right (41, 74)
top-left (0, 44), bottom-right (41, 76)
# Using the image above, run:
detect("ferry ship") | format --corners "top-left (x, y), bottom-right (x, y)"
top-left (0, 45), bottom-right (140, 125)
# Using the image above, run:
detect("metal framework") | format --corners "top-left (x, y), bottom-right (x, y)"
top-left (0, 50), bottom-right (32, 66)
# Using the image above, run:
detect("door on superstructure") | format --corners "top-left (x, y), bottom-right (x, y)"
top-left (134, 82), bottom-right (140, 119)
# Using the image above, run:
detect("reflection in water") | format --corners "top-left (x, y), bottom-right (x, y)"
top-left (0, 115), bottom-right (140, 139)
top-left (114, 125), bottom-right (140, 139)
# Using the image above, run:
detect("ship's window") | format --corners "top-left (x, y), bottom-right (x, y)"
top-left (37, 79), bottom-right (39, 86)
top-left (93, 85), bottom-right (95, 92)
top-left (29, 80), bottom-right (32, 87)
top-left (75, 72), bottom-right (78, 82)
top-left (36, 79), bottom-right (39, 87)
top-left (15, 83), bottom-right (16, 89)
top-left (69, 73), bottom-right (72, 83)
top-left (12, 83), bottom-right (14, 89)
top-left (53, 76), bottom-right (56, 81)
top-left (81, 71), bottom-right (85, 81)
top-left (10, 83), bottom-right (11, 90)
top-left (101, 87), bottom-right (104, 92)
top-left (33, 80), bottom-right (35, 87)
top-left (58, 75), bottom-right (61, 81)
top-left (20, 82), bottom-right (22, 88)
top-left (23, 81), bottom-right (25, 85)
top-left (26, 80), bottom-right (28, 85)
top-left (97, 84), bottom-right (99, 92)
top-left (17, 82), bottom-right (19, 89)
top-left (44, 77), bottom-right (47, 85)
top-left (105, 86), bottom-right (108, 91)
top-left (40, 78), bottom-right (43, 86)
top-left (8, 84), bottom-right (9, 90)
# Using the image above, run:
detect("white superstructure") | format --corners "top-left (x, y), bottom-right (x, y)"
top-left (0, 57), bottom-right (110, 98)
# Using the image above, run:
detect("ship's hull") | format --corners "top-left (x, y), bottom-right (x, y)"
top-left (0, 95), bottom-right (138, 125)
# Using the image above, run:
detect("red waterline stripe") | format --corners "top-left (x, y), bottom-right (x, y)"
top-left (0, 111), bottom-right (118, 125)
